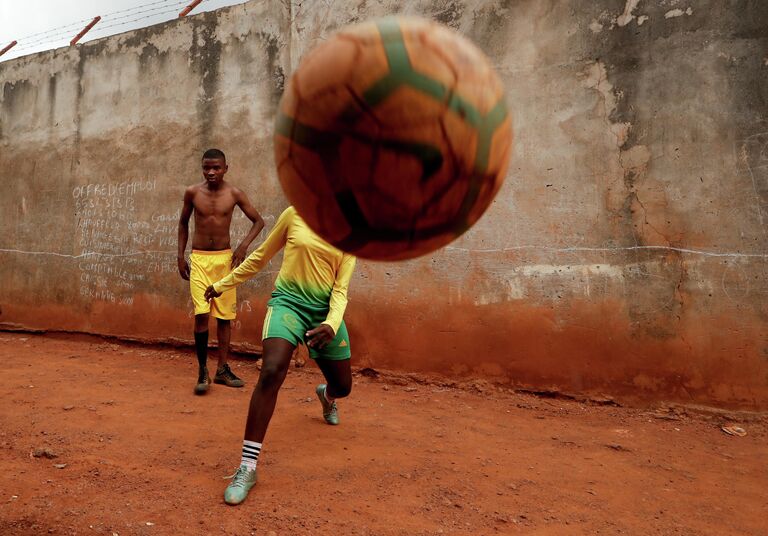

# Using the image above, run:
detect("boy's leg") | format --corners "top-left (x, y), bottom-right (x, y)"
top-left (224, 337), bottom-right (295, 506)
top-left (214, 318), bottom-right (244, 387)
top-left (243, 337), bottom-right (296, 442)
top-left (309, 320), bottom-right (351, 423)
top-left (216, 318), bottom-right (230, 369)
top-left (194, 313), bottom-right (211, 395)
top-left (315, 358), bottom-right (352, 399)
top-left (314, 358), bottom-right (352, 425)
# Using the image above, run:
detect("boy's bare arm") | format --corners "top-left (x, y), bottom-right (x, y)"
top-left (177, 187), bottom-right (195, 280)
top-left (231, 188), bottom-right (265, 268)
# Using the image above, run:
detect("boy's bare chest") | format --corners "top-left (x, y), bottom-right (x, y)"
top-left (193, 190), bottom-right (236, 218)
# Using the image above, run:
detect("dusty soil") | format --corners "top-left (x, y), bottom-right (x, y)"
top-left (0, 332), bottom-right (766, 536)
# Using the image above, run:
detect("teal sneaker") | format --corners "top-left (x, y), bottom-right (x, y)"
top-left (224, 465), bottom-right (257, 505)
top-left (315, 384), bottom-right (339, 425)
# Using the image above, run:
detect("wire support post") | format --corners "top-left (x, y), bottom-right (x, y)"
top-left (0, 41), bottom-right (18, 57)
top-left (70, 17), bottom-right (102, 46)
top-left (178, 0), bottom-right (203, 17)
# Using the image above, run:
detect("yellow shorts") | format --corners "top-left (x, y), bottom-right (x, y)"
top-left (189, 249), bottom-right (236, 320)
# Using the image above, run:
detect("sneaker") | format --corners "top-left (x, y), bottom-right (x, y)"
top-left (214, 364), bottom-right (245, 388)
top-left (194, 367), bottom-right (211, 395)
top-left (315, 384), bottom-right (339, 425)
top-left (224, 465), bottom-right (258, 505)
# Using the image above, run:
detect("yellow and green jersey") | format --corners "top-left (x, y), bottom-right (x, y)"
top-left (212, 206), bottom-right (356, 333)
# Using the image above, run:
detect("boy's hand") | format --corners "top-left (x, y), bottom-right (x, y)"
top-left (231, 247), bottom-right (248, 268)
top-left (204, 285), bottom-right (222, 301)
top-left (178, 257), bottom-right (190, 280)
top-left (305, 324), bottom-right (335, 349)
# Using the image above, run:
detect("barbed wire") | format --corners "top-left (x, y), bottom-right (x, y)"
top-left (13, 6), bottom-right (187, 51)
top-left (11, 0), bottom-right (182, 43)
top-left (86, 1), bottom-right (194, 38)
top-left (9, 18), bottom-right (96, 43)
top-left (12, 0), bottom-right (192, 52)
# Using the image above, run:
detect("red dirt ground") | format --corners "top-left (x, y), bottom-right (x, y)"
top-left (0, 332), bottom-right (766, 536)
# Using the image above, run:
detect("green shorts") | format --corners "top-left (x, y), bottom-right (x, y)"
top-left (261, 300), bottom-right (351, 361)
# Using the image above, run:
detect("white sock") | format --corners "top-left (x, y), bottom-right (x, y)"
top-left (241, 440), bottom-right (261, 471)
top-left (324, 386), bottom-right (336, 403)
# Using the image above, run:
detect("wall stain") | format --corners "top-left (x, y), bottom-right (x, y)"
top-left (190, 12), bottom-right (222, 148)
top-left (256, 31), bottom-right (285, 101)
top-left (1, 79), bottom-right (35, 140)
top-left (47, 74), bottom-right (58, 127)
top-left (432, 0), bottom-right (465, 30)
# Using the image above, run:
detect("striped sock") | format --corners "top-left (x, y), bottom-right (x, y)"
top-left (241, 440), bottom-right (262, 471)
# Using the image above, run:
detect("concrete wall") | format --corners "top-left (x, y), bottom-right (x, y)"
top-left (1, 0), bottom-right (766, 409)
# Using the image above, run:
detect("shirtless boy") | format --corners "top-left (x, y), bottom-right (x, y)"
top-left (177, 148), bottom-right (264, 394)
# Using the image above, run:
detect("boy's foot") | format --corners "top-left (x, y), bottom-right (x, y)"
top-left (194, 367), bottom-right (211, 395)
top-left (315, 384), bottom-right (339, 425)
top-left (224, 465), bottom-right (258, 505)
top-left (214, 363), bottom-right (245, 388)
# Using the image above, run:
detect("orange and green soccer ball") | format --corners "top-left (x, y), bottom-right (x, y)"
top-left (274, 16), bottom-right (512, 261)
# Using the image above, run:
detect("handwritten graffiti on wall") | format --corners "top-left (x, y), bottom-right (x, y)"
top-left (73, 179), bottom-right (168, 305)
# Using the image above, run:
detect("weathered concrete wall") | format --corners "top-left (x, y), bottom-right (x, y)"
top-left (1, 0), bottom-right (766, 409)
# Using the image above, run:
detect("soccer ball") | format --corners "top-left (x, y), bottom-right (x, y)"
top-left (274, 16), bottom-right (512, 261)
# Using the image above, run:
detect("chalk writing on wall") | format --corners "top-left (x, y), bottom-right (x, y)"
top-left (73, 179), bottom-right (173, 305)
